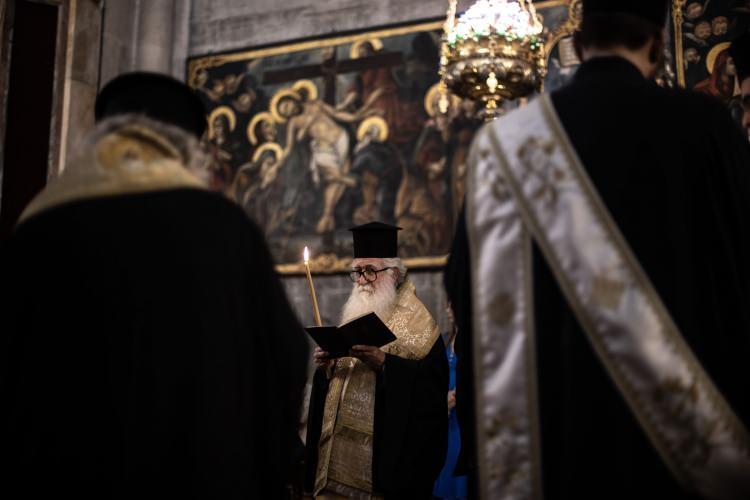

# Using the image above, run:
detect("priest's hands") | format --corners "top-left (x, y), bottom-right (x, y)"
top-left (314, 345), bottom-right (386, 373)
top-left (350, 345), bottom-right (385, 372)
top-left (313, 347), bottom-right (335, 371)
top-left (447, 390), bottom-right (456, 414)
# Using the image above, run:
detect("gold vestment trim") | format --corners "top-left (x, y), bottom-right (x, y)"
top-left (314, 280), bottom-right (440, 495)
top-left (19, 125), bottom-right (207, 225)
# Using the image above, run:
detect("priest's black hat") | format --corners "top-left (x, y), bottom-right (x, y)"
top-left (582, 0), bottom-right (669, 28)
top-left (95, 72), bottom-right (207, 138)
top-left (349, 222), bottom-right (402, 258)
top-left (730, 31), bottom-right (750, 84)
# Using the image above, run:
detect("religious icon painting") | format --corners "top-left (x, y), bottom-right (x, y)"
top-left (673, 0), bottom-right (750, 122)
top-left (187, 4), bottom-right (583, 273)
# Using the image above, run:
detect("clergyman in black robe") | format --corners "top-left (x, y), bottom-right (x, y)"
top-left (0, 72), bottom-right (309, 499)
top-left (305, 222), bottom-right (448, 498)
top-left (446, 2), bottom-right (750, 499)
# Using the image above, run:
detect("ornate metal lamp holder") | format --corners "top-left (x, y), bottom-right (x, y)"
top-left (440, 0), bottom-right (547, 120)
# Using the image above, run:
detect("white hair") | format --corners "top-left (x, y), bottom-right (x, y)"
top-left (378, 257), bottom-right (407, 285)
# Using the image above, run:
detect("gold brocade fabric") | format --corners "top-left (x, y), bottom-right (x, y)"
top-left (19, 123), bottom-right (206, 224)
top-left (314, 280), bottom-right (440, 496)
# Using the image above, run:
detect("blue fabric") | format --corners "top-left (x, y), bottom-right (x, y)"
top-left (433, 345), bottom-right (468, 499)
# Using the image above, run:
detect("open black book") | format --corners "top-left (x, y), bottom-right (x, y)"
top-left (305, 312), bottom-right (397, 358)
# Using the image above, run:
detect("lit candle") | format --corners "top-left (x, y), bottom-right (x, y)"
top-left (303, 246), bottom-right (323, 326)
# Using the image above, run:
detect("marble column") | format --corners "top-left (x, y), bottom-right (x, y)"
top-left (100, 0), bottom-right (191, 85)
top-left (58, 0), bottom-right (103, 172)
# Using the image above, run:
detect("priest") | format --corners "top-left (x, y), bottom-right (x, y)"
top-left (446, 1), bottom-right (750, 499)
top-left (0, 72), bottom-right (309, 499)
top-left (305, 222), bottom-right (448, 499)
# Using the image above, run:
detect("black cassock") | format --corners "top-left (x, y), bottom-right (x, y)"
top-left (305, 338), bottom-right (448, 498)
top-left (0, 188), bottom-right (309, 499)
top-left (446, 57), bottom-right (750, 499)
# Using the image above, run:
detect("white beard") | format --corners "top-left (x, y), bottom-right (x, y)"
top-left (340, 282), bottom-right (397, 324)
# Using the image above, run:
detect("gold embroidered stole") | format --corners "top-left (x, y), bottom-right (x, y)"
top-left (314, 280), bottom-right (440, 495)
top-left (468, 94), bottom-right (750, 500)
top-left (19, 124), bottom-right (206, 224)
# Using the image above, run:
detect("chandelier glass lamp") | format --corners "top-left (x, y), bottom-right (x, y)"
top-left (440, 0), bottom-right (547, 119)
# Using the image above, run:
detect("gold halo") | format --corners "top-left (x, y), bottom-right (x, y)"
top-left (270, 88), bottom-right (301, 123)
top-left (247, 112), bottom-right (276, 145)
top-left (706, 42), bottom-right (731, 73)
top-left (424, 83), bottom-right (460, 117)
top-left (357, 116), bottom-right (389, 142)
top-left (252, 142), bottom-right (283, 163)
top-left (350, 38), bottom-right (384, 59)
top-left (207, 105), bottom-right (236, 139)
top-left (292, 79), bottom-right (319, 101)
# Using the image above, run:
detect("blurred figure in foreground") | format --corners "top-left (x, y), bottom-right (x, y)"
top-left (0, 72), bottom-right (308, 499)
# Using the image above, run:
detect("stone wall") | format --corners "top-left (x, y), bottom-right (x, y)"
top-left (188, 0), bottom-right (446, 57)
top-left (100, 0), bottom-right (191, 85)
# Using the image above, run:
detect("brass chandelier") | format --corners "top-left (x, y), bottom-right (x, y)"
top-left (439, 0), bottom-right (547, 119)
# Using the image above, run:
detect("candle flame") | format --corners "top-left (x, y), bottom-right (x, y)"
top-left (304, 246), bottom-right (310, 263)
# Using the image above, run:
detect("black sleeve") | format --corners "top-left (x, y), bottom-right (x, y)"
top-left (304, 368), bottom-right (331, 493)
top-left (242, 217), bottom-right (310, 491)
top-left (373, 338), bottom-right (449, 496)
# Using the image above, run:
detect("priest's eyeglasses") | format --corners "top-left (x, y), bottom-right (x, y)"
top-left (349, 267), bottom-right (395, 283)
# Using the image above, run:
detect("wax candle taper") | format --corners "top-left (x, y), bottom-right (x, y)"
top-left (303, 246), bottom-right (322, 326)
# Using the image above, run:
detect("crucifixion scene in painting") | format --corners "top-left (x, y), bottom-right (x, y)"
top-left (191, 28), bottom-right (478, 265)
top-left (189, 1), bottom-right (583, 268)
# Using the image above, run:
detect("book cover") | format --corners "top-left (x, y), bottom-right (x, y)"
top-left (306, 312), bottom-right (397, 358)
